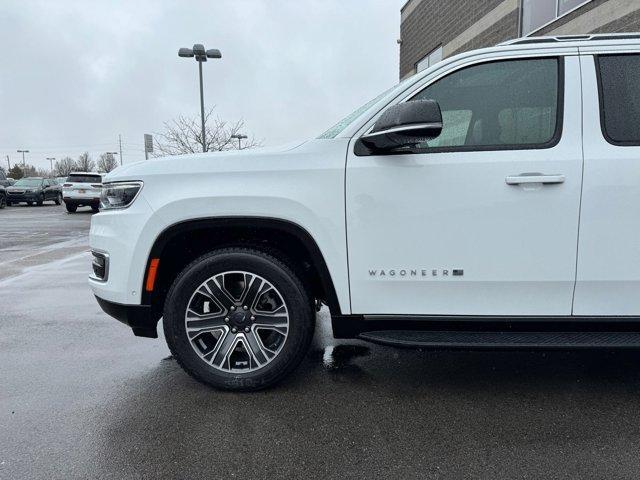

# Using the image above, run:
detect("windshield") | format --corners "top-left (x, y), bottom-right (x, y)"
top-left (67, 174), bottom-right (102, 183)
top-left (317, 77), bottom-right (416, 139)
top-left (14, 178), bottom-right (42, 187)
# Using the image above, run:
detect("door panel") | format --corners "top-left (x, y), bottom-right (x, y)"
top-left (346, 55), bottom-right (583, 316)
top-left (573, 53), bottom-right (640, 315)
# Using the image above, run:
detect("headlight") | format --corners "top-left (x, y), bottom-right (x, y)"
top-left (100, 181), bottom-right (143, 210)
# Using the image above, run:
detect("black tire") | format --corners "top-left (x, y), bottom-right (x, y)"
top-left (91, 205), bottom-right (99, 213)
top-left (27, 201), bottom-right (33, 206)
top-left (6, 200), bottom-right (11, 207)
top-left (0, 195), bottom-right (5, 209)
top-left (36, 194), bottom-right (44, 206)
top-left (65, 203), bottom-right (77, 213)
top-left (55, 193), bottom-right (61, 205)
top-left (163, 247), bottom-right (314, 392)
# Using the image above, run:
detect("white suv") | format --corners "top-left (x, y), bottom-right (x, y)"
top-left (90, 34), bottom-right (640, 391)
top-left (62, 172), bottom-right (102, 213)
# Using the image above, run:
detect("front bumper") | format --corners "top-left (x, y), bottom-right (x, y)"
top-left (7, 193), bottom-right (39, 202)
top-left (95, 296), bottom-right (161, 338)
top-left (88, 194), bottom-right (155, 305)
top-left (64, 197), bottom-right (100, 206)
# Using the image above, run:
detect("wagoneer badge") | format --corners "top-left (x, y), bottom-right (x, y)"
top-left (368, 268), bottom-right (464, 278)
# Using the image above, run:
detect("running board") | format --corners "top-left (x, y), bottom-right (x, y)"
top-left (358, 330), bottom-right (640, 349)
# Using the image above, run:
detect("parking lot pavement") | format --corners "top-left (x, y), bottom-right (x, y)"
top-left (0, 203), bottom-right (93, 280)
top-left (3, 213), bottom-right (640, 479)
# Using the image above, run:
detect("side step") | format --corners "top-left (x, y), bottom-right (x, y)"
top-left (358, 330), bottom-right (640, 349)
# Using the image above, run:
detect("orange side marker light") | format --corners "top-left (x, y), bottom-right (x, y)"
top-left (145, 258), bottom-right (160, 292)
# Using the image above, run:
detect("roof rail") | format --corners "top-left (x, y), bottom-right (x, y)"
top-left (498, 33), bottom-right (640, 47)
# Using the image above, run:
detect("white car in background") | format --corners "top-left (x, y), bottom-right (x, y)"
top-left (62, 172), bottom-right (103, 213)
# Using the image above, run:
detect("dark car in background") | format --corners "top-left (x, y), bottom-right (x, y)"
top-left (6, 177), bottom-right (62, 206)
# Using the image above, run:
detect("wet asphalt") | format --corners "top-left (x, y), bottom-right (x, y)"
top-left (2, 205), bottom-right (640, 479)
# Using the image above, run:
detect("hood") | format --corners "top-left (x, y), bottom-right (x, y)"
top-left (103, 140), bottom-right (308, 182)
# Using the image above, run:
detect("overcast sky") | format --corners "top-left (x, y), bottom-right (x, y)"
top-left (0, 0), bottom-right (404, 171)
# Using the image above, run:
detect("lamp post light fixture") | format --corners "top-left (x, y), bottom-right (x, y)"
top-left (17, 149), bottom-right (29, 167)
top-left (178, 44), bottom-right (222, 153)
top-left (231, 134), bottom-right (248, 150)
top-left (46, 157), bottom-right (55, 172)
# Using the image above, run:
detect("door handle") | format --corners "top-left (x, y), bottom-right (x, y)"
top-left (505, 173), bottom-right (565, 185)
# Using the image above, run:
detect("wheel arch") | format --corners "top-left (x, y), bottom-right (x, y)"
top-left (142, 217), bottom-right (342, 316)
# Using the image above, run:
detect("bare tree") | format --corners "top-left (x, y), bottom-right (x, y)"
top-left (54, 157), bottom-right (77, 176)
top-left (97, 153), bottom-right (118, 173)
top-left (76, 152), bottom-right (96, 172)
top-left (154, 108), bottom-right (261, 156)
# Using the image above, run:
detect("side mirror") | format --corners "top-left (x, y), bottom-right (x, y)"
top-left (358, 99), bottom-right (443, 153)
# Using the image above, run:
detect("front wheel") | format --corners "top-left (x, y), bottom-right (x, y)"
top-left (163, 248), bottom-right (314, 391)
top-left (55, 193), bottom-right (62, 205)
top-left (0, 195), bottom-right (5, 209)
top-left (65, 203), bottom-right (77, 213)
top-left (36, 194), bottom-right (44, 206)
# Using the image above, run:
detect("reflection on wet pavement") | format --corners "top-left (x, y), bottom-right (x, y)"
top-left (320, 344), bottom-right (371, 371)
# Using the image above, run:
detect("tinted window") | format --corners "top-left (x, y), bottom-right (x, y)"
top-left (66, 174), bottom-right (102, 183)
top-left (597, 54), bottom-right (640, 145)
top-left (412, 58), bottom-right (561, 150)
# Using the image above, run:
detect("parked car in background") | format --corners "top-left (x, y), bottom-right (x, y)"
top-left (6, 177), bottom-right (62, 206)
top-left (0, 170), bottom-right (12, 187)
top-left (0, 185), bottom-right (6, 209)
top-left (62, 172), bottom-right (103, 213)
top-left (55, 176), bottom-right (67, 186)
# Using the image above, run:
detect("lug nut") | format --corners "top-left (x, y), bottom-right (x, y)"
top-left (230, 306), bottom-right (236, 311)
top-left (243, 305), bottom-right (248, 310)
top-left (231, 327), bottom-right (237, 333)
top-left (250, 315), bottom-right (255, 321)
top-left (224, 317), bottom-right (229, 322)
top-left (244, 327), bottom-right (250, 333)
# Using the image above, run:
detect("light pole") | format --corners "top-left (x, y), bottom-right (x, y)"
top-left (231, 134), bottom-right (248, 150)
top-left (17, 149), bottom-right (29, 167)
top-left (47, 157), bottom-right (55, 172)
top-left (178, 44), bottom-right (222, 153)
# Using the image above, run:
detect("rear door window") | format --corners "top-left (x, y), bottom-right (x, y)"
top-left (596, 54), bottom-right (640, 146)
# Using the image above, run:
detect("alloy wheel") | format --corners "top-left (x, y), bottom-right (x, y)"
top-left (184, 271), bottom-right (289, 373)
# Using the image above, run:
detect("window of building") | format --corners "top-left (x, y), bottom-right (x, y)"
top-left (521, 0), bottom-right (592, 35)
top-left (411, 57), bottom-right (561, 150)
top-left (415, 46), bottom-right (443, 73)
top-left (597, 54), bottom-right (640, 146)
